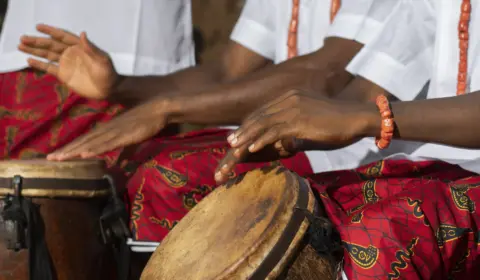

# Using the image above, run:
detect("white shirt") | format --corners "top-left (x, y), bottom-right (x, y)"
top-left (230, 0), bottom-right (400, 173)
top-left (347, 0), bottom-right (435, 100)
top-left (231, 0), bottom-right (392, 64)
top-left (350, 0), bottom-right (480, 174)
top-left (0, 0), bottom-right (195, 75)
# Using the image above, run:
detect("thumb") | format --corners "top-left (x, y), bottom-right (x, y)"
top-left (80, 32), bottom-right (109, 61)
top-left (280, 137), bottom-right (301, 154)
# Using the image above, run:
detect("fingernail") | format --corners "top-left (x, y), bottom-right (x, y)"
top-left (221, 164), bottom-right (228, 171)
top-left (233, 149), bottom-right (241, 157)
top-left (230, 137), bottom-right (238, 146)
top-left (215, 172), bottom-right (222, 181)
top-left (274, 141), bottom-right (282, 149)
top-left (248, 144), bottom-right (255, 152)
top-left (227, 133), bottom-right (235, 143)
top-left (85, 152), bottom-right (97, 159)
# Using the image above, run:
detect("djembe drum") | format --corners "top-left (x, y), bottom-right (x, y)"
top-left (0, 159), bottom-right (129, 280)
top-left (141, 166), bottom-right (342, 280)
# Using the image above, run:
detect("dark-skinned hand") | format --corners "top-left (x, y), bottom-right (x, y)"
top-left (214, 89), bottom-right (377, 184)
top-left (46, 100), bottom-right (170, 161)
top-left (18, 24), bottom-right (119, 100)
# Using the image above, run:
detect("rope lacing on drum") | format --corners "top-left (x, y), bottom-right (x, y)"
top-left (295, 208), bottom-right (342, 255)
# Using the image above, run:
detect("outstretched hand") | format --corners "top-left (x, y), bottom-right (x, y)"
top-left (214, 90), bottom-right (377, 184)
top-left (18, 24), bottom-right (119, 100)
top-left (47, 100), bottom-right (171, 161)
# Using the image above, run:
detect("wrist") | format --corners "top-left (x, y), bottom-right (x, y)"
top-left (106, 74), bottom-right (128, 103)
top-left (351, 102), bottom-right (381, 138)
top-left (155, 96), bottom-right (182, 124)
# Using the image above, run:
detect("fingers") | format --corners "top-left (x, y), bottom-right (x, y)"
top-left (19, 43), bottom-right (61, 62)
top-left (46, 136), bottom-right (95, 161)
top-left (36, 24), bottom-right (80, 45)
top-left (246, 124), bottom-right (291, 153)
top-left (227, 91), bottom-right (299, 144)
top-left (48, 127), bottom-right (120, 160)
top-left (214, 147), bottom-right (248, 184)
top-left (26, 58), bottom-right (59, 76)
top-left (48, 134), bottom-right (119, 161)
top-left (47, 122), bottom-right (113, 159)
top-left (214, 149), bottom-right (234, 183)
top-left (48, 121), bottom-right (156, 161)
top-left (79, 135), bottom-right (128, 158)
top-left (20, 35), bottom-right (68, 52)
top-left (218, 124), bottom-right (288, 184)
top-left (229, 113), bottom-right (281, 148)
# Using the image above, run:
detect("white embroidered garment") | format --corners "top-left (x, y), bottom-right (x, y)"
top-left (350, 0), bottom-right (480, 174)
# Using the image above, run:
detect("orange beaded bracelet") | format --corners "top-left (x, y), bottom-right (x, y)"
top-left (374, 95), bottom-right (394, 149)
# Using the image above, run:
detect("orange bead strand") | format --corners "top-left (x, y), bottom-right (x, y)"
top-left (457, 0), bottom-right (471, 95)
top-left (287, 0), bottom-right (341, 59)
top-left (330, 0), bottom-right (342, 23)
top-left (374, 95), bottom-right (394, 150)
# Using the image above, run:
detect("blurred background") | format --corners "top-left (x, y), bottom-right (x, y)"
top-left (0, 0), bottom-right (5, 28)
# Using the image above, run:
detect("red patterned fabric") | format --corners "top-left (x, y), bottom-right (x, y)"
top-left (125, 128), bottom-right (313, 241)
top-left (0, 69), bottom-right (123, 161)
top-left (4, 70), bottom-right (480, 277)
top-left (309, 159), bottom-right (480, 279)
top-left (0, 69), bottom-right (313, 242)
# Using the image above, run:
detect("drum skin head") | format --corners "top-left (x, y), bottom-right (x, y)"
top-left (141, 166), bottom-right (315, 280)
top-left (0, 159), bottom-right (106, 179)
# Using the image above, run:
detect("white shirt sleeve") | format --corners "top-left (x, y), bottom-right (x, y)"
top-left (230, 0), bottom-right (276, 60)
top-left (327, 0), bottom-right (398, 45)
top-left (347, 0), bottom-right (436, 100)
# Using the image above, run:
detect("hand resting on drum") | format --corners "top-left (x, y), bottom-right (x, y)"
top-left (46, 100), bottom-right (170, 161)
top-left (18, 24), bottom-right (120, 101)
top-left (215, 89), bottom-right (375, 183)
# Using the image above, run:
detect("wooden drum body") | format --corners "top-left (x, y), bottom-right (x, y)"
top-left (0, 160), bottom-right (118, 280)
top-left (141, 166), bottom-right (340, 280)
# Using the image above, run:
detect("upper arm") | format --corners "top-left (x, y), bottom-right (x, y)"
top-left (229, 0), bottom-right (276, 60)
top-left (214, 0), bottom-right (276, 81)
top-left (218, 40), bottom-right (272, 82)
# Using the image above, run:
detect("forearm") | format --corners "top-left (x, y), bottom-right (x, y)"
top-left (168, 37), bottom-right (363, 126)
top-left (109, 41), bottom-right (270, 107)
top-left (109, 62), bottom-right (224, 107)
top-left (169, 62), bottom-right (317, 126)
top-left (360, 92), bottom-right (480, 148)
top-left (334, 76), bottom-right (399, 103)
